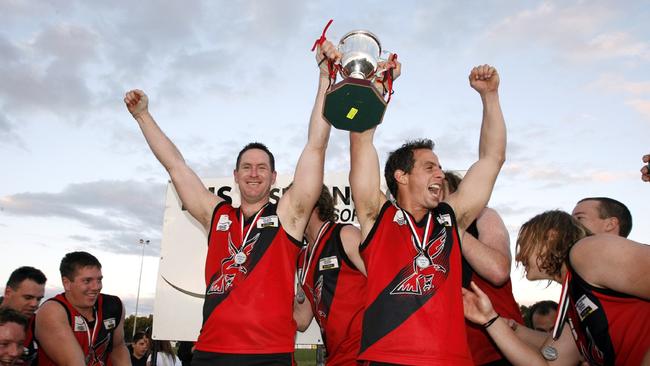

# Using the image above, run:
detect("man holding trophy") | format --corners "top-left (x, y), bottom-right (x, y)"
top-left (334, 29), bottom-right (506, 365)
top-left (124, 39), bottom-right (341, 365)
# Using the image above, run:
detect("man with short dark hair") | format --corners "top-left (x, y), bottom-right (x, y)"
top-left (124, 41), bottom-right (338, 365)
top-left (526, 300), bottom-right (558, 333)
top-left (35, 251), bottom-right (130, 366)
top-left (572, 197), bottom-right (632, 237)
top-left (0, 307), bottom-right (28, 366)
top-left (349, 64), bottom-right (506, 365)
top-left (1, 266), bottom-right (46, 366)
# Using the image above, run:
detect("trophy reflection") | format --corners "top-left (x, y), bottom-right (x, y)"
top-left (323, 30), bottom-right (394, 132)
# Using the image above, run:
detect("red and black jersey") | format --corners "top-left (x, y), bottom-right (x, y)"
top-left (462, 220), bottom-right (522, 365)
top-left (197, 202), bottom-right (302, 354)
top-left (358, 201), bottom-right (472, 366)
top-left (37, 293), bottom-right (122, 366)
top-left (566, 262), bottom-right (650, 366)
top-left (297, 222), bottom-right (366, 366)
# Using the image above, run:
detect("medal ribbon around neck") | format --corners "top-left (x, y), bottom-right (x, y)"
top-left (400, 208), bottom-right (433, 265)
top-left (82, 308), bottom-right (100, 355)
top-left (551, 270), bottom-right (571, 340)
top-left (300, 221), bottom-right (331, 286)
top-left (235, 203), bottom-right (269, 264)
top-left (541, 270), bottom-right (572, 361)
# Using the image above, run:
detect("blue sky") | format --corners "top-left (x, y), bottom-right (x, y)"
top-left (1, 0), bottom-right (648, 316)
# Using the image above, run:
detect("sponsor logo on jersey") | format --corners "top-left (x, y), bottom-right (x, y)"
top-left (257, 215), bottom-right (279, 228)
top-left (436, 213), bottom-right (452, 227)
top-left (575, 294), bottom-right (599, 321)
top-left (216, 215), bottom-right (232, 231)
top-left (103, 318), bottom-right (116, 330)
top-left (319, 256), bottom-right (339, 271)
top-left (74, 316), bottom-right (88, 332)
top-left (393, 210), bottom-right (406, 226)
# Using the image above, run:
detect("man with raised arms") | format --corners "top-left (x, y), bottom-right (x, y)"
top-left (349, 64), bottom-right (506, 365)
top-left (124, 41), bottom-right (338, 365)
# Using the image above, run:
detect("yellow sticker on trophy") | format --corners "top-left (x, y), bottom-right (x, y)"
top-left (346, 108), bottom-right (359, 119)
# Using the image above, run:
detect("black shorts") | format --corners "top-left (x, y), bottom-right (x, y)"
top-left (191, 350), bottom-right (293, 366)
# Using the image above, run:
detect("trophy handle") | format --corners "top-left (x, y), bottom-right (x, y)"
top-left (375, 50), bottom-right (394, 78)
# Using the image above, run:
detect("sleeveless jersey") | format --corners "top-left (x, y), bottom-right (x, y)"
top-left (566, 262), bottom-right (650, 365)
top-left (358, 201), bottom-right (472, 365)
top-left (462, 220), bottom-right (522, 365)
top-left (38, 293), bottom-right (122, 366)
top-left (297, 223), bottom-right (366, 366)
top-left (196, 202), bottom-right (302, 354)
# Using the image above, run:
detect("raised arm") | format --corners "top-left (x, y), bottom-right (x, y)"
top-left (35, 301), bottom-right (87, 366)
top-left (446, 65), bottom-right (506, 231)
top-left (109, 304), bottom-right (130, 366)
top-left (124, 90), bottom-right (220, 230)
top-left (462, 207), bottom-right (511, 286)
top-left (463, 282), bottom-right (581, 366)
top-left (349, 127), bottom-right (386, 239)
top-left (277, 42), bottom-right (337, 239)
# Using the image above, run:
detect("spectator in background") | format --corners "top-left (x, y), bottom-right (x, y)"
top-left (641, 154), bottom-right (649, 182)
top-left (130, 332), bottom-right (150, 366)
top-left (175, 341), bottom-right (193, 366)
top-left (0, 307), bottom-right (28, 366)
top-left (526, 300), bottom-right (557, 333)
top-left (147, 340), bottom-right (180, 366)
top-left (571, 197), bottom-right (632, 237)
top-left (1, 266), bottom-right (46, 366)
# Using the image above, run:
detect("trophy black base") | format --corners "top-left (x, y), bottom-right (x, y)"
top-left (323, 78), bottom-right (387, 132)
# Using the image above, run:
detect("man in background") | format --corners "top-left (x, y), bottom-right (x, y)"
top-left (1, 266), bottom-right (46, 366)
top-left (0, 308), bottom-right (28, 366)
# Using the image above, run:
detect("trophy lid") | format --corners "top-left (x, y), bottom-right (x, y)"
top-left (339, 30), bottom-right (382, 54)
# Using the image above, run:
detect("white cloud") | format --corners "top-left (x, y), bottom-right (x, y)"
top-left (0, 180), bottom-right (165, 254)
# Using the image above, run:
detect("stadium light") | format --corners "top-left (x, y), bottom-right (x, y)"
top-left (133, 238), bottom-right (150, 337)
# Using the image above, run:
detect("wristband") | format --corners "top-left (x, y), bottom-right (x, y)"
top-left (482, 314), bottom-right (499, 329)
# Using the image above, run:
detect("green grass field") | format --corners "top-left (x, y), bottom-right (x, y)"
top-left (294, 349), bottom-right (317, 365)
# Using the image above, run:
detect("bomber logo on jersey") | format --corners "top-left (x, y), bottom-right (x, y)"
top-left (86, 334), bottom-right (111, 366)
top-left (393, 210), bottom-right (406, 226)
top-left (311, 275), bottom-right (328, 324)
top-left (207, 232), bottom-right (261, 295)
top-left (103, 318), bottom-right (116, 330)
top-left (216, 215), bottom-right (232, 231)
top-left (436, 213), bottom-right (452, 227)
top-left (257, 215), bottom-right (279, 228)
top-left (390, 229), bottom-right (448, 296)
top-left (74, 316), bottom-right (88, 332)
top-left (319, 256), bottom-right (339, 271)
top-left (575, 294), bottom-right (599, 321)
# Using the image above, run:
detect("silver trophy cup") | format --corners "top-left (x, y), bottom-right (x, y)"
top-left (323, 30), bottom-right (388, 132)
top-left (338, 30), bottom-right (382, 79)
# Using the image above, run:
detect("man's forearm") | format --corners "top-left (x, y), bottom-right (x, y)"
top-left (478, 91), bottom-right (506, 163)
